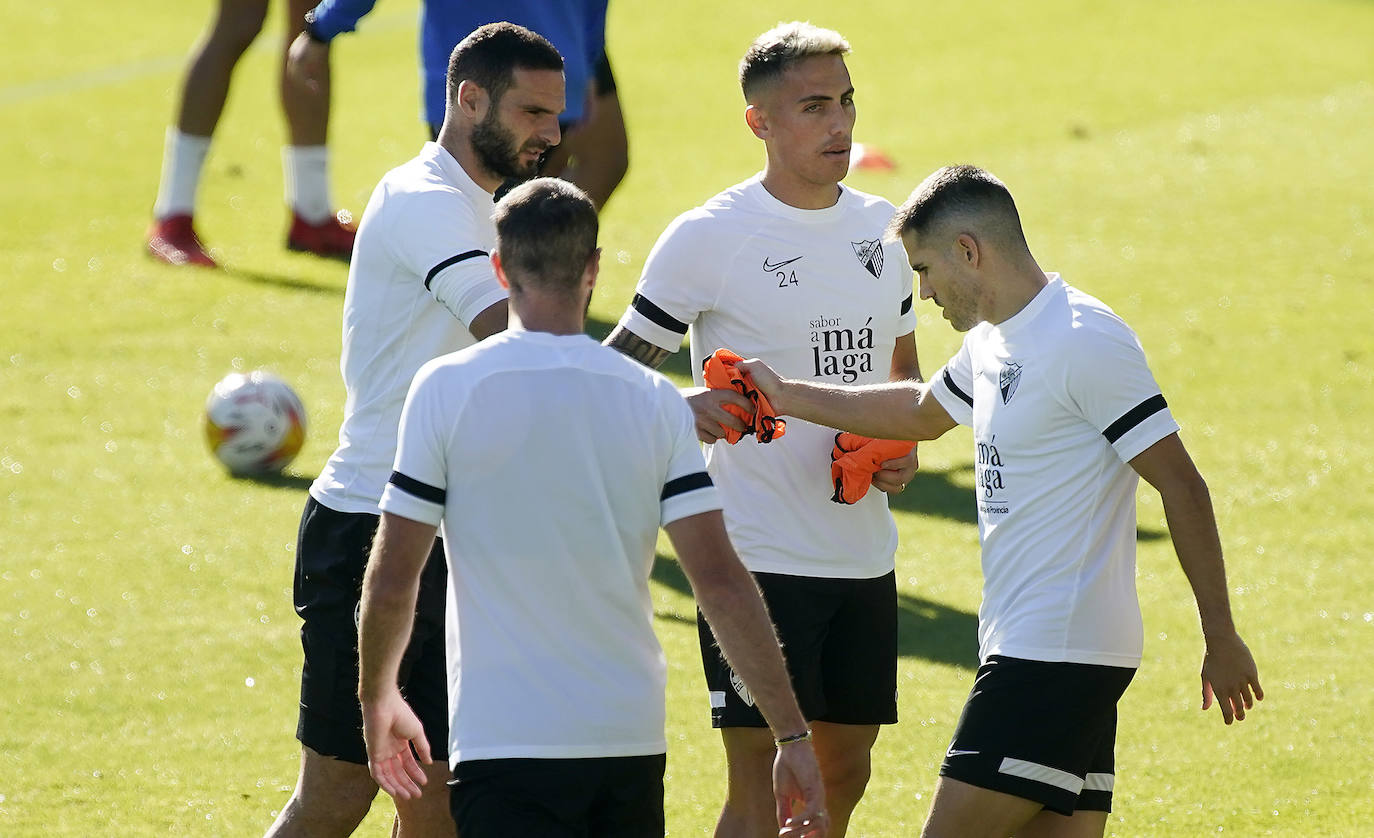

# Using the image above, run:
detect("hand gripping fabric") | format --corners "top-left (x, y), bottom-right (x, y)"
top-left (702, 349), bottom-right (787, 444)
top-left (830, 433), bottom-right (916, 504)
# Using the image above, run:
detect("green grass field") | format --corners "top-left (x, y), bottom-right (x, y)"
top-left (3, 0), bottom-right (1373, 834)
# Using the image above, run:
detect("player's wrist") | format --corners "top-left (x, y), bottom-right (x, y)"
top-left (773, 728), bottom-right (812, 748)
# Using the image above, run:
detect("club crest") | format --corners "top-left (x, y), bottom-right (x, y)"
top-left (728, 668), bottom-right (755, 706)
top-left (999, 362), bottom-right (1023, 404)
top-left (851, 239), bottom-right (884, 278)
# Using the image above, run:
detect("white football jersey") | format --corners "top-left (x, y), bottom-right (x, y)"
top-left (381, 329), bottom-right (720, 763)
top-left (929, 276), bottom-right (1180, 667)
top-left (617, 176), bottom-right (916, 578)
top-left (310, 143), bottom-right (507, 514)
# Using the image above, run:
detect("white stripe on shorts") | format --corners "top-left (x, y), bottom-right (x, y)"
top-left (1083, 772), bottom-right (1115, 791)
top-left (998, 757), bottom-right (1084, 795)
top-left (709, 690), bottom-right (726, 709)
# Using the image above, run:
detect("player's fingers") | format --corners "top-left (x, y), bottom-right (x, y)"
top-left (398, 748), bottom-right (428, 789)
top-left (1252, 675), bottom-right (1265, 702)
top-left (412, 730), bottom-right (433, 766)
top-left (372, 757), bottom-right (402, 799)
top-left (1201, 679), bottom-right (1214, 711)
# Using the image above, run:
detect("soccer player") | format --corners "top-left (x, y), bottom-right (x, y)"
top-left (288, 0), bottom-right (627, 208)
top-left (359, 177), bottom-right (828, 838)
top-left (736, 165), bottom-right (1265, 838)
top-left (146, 0), bottom-right (357, 268)
top-left (263, 24), bottom-right (562, 838)
top-left (604, 22), bottom-right (920, 838)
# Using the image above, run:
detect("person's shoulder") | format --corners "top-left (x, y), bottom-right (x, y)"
top-left (838, 184), bottom-right (899, 219)
top-left (1061, 282), bottom-right (1137, 342)
top-left (585, 342), bottom-right (684, 400)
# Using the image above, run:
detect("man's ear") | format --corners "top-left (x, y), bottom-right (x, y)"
top-left (744, 104), bottom-right (769, 140)
top-left (956, 233), bottom-right (981, 269)
top-left (456, 79), bottom-right (490, 121)
top-left (491, 250), bottom-right (510, 291)
top-left (585, 247), bottom-right (602, 290)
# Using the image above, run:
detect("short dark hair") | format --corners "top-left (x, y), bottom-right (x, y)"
top-left (446, 22), bottom-right (563, 108)
top-left (493, 178), bottom-right (598, 296)
top-left (739, 22), bottom-right (850, 101)
top-left (887, 165), bottom-right (1028, 249)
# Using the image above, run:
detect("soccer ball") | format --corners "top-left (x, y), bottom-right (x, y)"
top-left (203, 370), bottom-right (307, 475)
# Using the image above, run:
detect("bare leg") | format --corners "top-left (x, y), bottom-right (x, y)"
top-left (392, 759), bottom-right (457, 838)
top-left (1015, 808), bottom-right (1109, 838)
top-left (714, 727), bottom-right (777, 838)
top-left (713, 723), bottom-right (879, 838)
top-left (920, 776), bottom-right (1044, 838)
top-left (176, 0), bottom-right (270, 136)
top-left (809, 721), bottom-right (880, 836)
top-left (264, 745), bottom-right (379, 838)
top-left (279, 0), bottom-right (328, 146)
top-left (551, 88), bottom-right (628, 211)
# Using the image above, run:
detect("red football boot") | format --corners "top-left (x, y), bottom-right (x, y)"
top-left (147, 214), bottom-right (217, 268)
top-left (287, 211), bottom-right (356, 261)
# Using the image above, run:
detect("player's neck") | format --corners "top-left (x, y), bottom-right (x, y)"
top-left (437, 126), bottom-right (503, 196)
top-left (509, 297), bottom-right (585, 336)
top-left (759, 168), bottom-right (842, 211)
top-left (985, 263), bottom-right (1051, 326)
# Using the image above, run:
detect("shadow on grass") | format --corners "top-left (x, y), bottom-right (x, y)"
top-left (233, 470), bottom-right (315, 491)
top-left (224, 266), bottom-right (341, 296)
top-left (651, 553), bottom-right (980, 670)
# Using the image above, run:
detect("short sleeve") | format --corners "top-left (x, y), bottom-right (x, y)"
top-left (616, 214), bottom-right (725, 352)
top-left (928, 339), bottom-right (975, 427)
top-left (889, 239), bottom-right (917, 336)
top-left (379, 362), bottom-right (452, 526)
top-left (658, 387), bottom-right (721, 527)
top-left (1064, 321), bottom-right (1180, 462)
top-left (387, 190), bottom-right (506, 327)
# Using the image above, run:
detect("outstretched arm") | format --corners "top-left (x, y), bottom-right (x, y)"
top-left (1130, 433), bottom-right (1263, 724)
top-left (666, 511), bottom-right (829, 836)
top-left (738, 357), bottom-right (956, 443)
top-left (873, 332), bottom-right (924, 494)
top-left (358, 512), bottom-right (439, 797)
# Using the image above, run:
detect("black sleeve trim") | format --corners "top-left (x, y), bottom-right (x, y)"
top-left (942, 368), bottom-right (973, 408)
top-left (661, 471), bottom-right (713, 501)
top-left (631, 293), bottom-right (689, 335)
top-left (900, 294), bottom-right (913, 316)
top-left (388, 471), bottom-right (446, 505)
top-left (425, 249), bottom-right (488, 291)
top-left (1103, 394), bottom-right (1168, 444)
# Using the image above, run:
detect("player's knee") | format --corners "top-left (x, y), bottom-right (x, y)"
top-left (287, 762), bottom-right (377, 828)
top-left (820, 750), bottom-right (873, 808)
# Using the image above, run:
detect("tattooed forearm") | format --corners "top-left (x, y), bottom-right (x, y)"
top-left (605, 326), bottom-right (672, 370)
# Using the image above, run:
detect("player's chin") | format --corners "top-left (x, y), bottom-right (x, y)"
top-left (820, 149), bottom-right (851, 177)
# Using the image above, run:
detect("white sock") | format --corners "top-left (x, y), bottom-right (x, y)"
top-left (283, 145), bottom-right (332, 224)
top-left (153, 128), bottom-right (211, 220)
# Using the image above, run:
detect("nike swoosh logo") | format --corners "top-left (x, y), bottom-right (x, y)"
top-left (762, 256), bottom-right (803, 271)
top-left (945, 749), bottom-right (980, 759)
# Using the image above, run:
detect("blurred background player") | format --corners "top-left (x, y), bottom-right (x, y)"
top-left (147, 0), bottom-right (358, 268)
top-left (263, 23), bottom-right (562, 837)
top-left (289, 0), bottom-right (627, 209)
top-left (605, 22), bottom-right (920, 838)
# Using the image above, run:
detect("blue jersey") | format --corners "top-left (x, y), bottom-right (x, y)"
top-left (309, 0), bottom-right (608, 127)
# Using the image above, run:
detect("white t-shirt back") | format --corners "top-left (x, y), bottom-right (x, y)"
top-left (929, 276), bottom-right (1179, 667)
top-left (311, 143), bottom-right (507, 514)
top-left (617, 177), bottom-right (917, 579)
top-left (381, 329), bottom-right (721, 763)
